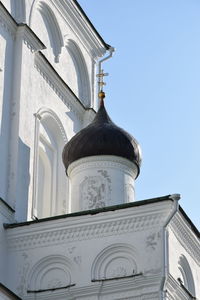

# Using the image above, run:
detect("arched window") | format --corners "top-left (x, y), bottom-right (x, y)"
top-left (32, 109), bottom-right (68, 219)
top-left (178, 255), bottom-right (196, 298)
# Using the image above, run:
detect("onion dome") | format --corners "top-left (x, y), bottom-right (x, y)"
top-left (62, 94), bottom-right (142, 177)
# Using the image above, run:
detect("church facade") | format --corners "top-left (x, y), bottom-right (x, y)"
top-left (0, 1), bottom-right (199, 299)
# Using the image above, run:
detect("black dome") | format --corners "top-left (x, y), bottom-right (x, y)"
top-left (62, 100), bottom-right (142, 176)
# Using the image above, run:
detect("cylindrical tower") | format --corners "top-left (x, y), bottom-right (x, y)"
top-left (62, 93), bottom-right (142, 212)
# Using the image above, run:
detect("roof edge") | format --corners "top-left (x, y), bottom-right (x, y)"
top-left (0, 283), bottom-right (22, 300)
top-left (4, 195), bottom-right (172, 229)
top-left (72, 0), bottom-right (110, 50)
top-left (179, 206), bottom-right (200, 238)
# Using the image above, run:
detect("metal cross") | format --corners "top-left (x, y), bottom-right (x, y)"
top-left (96, 69), bottom-right (109, 92)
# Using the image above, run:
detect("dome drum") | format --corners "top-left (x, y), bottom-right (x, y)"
top-left (67, 155), bottom-right (138, 212)
top-left (62, 99), bottom-right (142, 212)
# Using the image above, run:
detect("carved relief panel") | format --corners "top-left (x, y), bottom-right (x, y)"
top-left (80, 170), bottom-right (111, 210)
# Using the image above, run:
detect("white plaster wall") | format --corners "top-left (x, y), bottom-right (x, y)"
top-left (0, 213), bottom-right (9, 285)
top-left (68, 156), bottom-right (138, 212)
top-left (0, 0), bottom-right (107, 221)
top-left (13, 41), bottom-right (83, 221)
top-left (5, 200), bottom-right (173, 299)
top-left (0, 203), bottom-right (15, 286)
top-left (28, 0), bottom-right (96, 108)
top-left (168, 224), bottom-right (200, 299)
top-left (0, 26), bottom-right (14, 202)
top-left (0, 0), bottom-right (107, 220)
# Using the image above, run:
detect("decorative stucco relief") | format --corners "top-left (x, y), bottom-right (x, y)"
top-left (91, 244), bottom-right (138, 281)
top-left (67, 246), bottom-right (82, 266)
top-left (73, 256), bottom-right (82, 266)
top-left (16, 252), bottom-right (31, 297)
top-left (146, 231), bottom-right (161, 251)
top-left (171, 215), bottom-right (200, 267)
top-left (80, 170), bottom-right (111, 210)
top-left (27, 255), bottom-right (73, 292)
top-left (7, 212), bottom-right (167, 250)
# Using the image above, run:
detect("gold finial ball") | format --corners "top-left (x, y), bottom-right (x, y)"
top-left (98, 90), bottom-right (105, 100)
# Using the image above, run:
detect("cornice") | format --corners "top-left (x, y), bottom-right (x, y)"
top-left (6, 201), bottom-right (171, 251)
top-left (0, 3), bottom-right (45, 54)
top-left (34, 51), bottom-right (85, 122)
top-left (170, 212), bottom-right (200, 266)
top-left (68, 155), bottom-right (138, 179)
top-left (0, 2), bottom-right (17, 39)
top-left (75, 274), bottom-right (160, 298)
top-left (17, 24), bottom-right (45, 53)
top-left (23, 274), bottom-right (160, 300)
top-left (49, 0), bottom-right (107, 58)
top-left (166, 274), bottom-right (192, 300)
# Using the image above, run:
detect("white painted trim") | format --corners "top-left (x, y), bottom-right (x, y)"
top-left (50, 0), bottom-right (107, 58)
top-left (68, 155), bottom-right (138, 179)
top-left (6, 201), bottom-right (172, 250)
top-left (34, 51), bottom-right (85, 122)
top-left (32, 108), bottom-right (68, 219)
top-left (170, 212), bottom-right (200, 266)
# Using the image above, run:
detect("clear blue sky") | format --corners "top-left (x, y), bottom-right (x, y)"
top-left (78, 0), bottom-right (200, 229)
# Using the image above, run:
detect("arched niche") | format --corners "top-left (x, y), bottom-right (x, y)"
top-left (29, 0), bottom-right (63, 62)
top-left (91, 243), bottom-right (138, 281)
top-left (32, 108), bottom-right (68, 219)
top-left (27, 255), bottom-right (73, 291)
top-left (178, 254), bottom-right (196, 297)
top-left (65, 39), bottom-right (91, 107)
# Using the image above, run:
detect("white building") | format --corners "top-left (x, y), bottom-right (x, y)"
top-left (0, 1), bottom-right (199, 299)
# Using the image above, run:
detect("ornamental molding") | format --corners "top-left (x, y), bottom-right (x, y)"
top-left (35, 107), bottom-right (67, 144)
top-left (18, 24), bottom-right (45, 53)
top-left (91, 243), bottom-right (138, 281)
top-left (34, 51), bottom-right (85, 122)
top-left (0, 3), bottom-right (17, 40)
top-left (0, 4), bottom-right (45, 54)
top-left (23, 275), bottom-right (160, 300)
top-left (87, 274), bottom-right (160, 299)
top-left (6, 204), bottom-right (170, 251)
top-left (49, 0), bottom-right (107, 59)
top-left (68, 155), bottom-right (137, 179)
top-left (166, 274), bottom-right (192, 300)
top-left (170, 213), bottom-right (200, 266)
top-left (17, 252), bottom-right (31, 297)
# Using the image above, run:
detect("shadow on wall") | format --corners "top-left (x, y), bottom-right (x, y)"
top-left (65, 111), bottom-right (82, 134)
top-left (0, 28), bottom-right (30, 219)
top-left (15, 137), bottom-right (30, 221)
top-left (10, 0), bottom-right (26, 23)
top-left (0, 29), bottom-right (13, 201)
